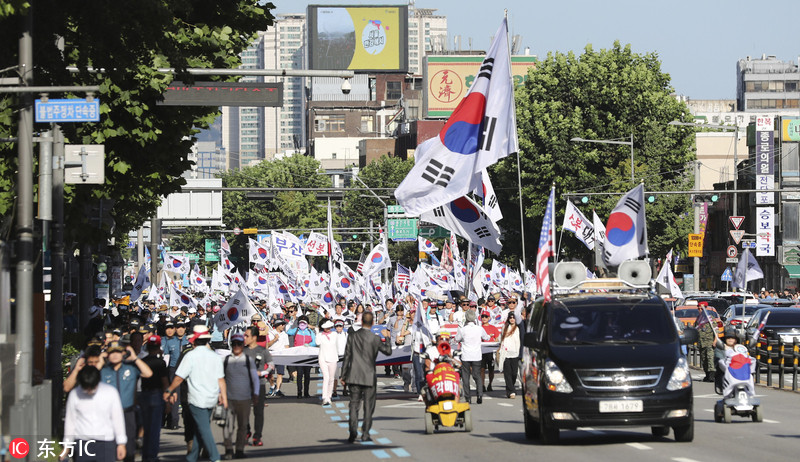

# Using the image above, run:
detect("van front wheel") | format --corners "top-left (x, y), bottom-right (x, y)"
top-left (672, 419), bottom-right (694, 442)
top-left (538, 416), bottom-right (559, 445)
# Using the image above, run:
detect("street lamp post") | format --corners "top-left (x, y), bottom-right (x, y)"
top-left (571, 133), bottom-right (635, 183)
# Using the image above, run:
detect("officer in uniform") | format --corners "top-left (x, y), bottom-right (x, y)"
top-left (695, 301), bottom-right (717, 382)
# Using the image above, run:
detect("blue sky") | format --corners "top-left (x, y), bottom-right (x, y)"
top-left (272, 0), bottom-right (800, 100)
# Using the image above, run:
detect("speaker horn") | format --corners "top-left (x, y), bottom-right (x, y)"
top-left (553, 262), bottom-right (587, 288)
top-left (617, 260), bottom-right (652, 286)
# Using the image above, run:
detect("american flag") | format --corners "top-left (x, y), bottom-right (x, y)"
top-left (536, 187), bottom-right (556, 302)
top-left (396, 263), bottom-right (411, 287)
top-left (220, 235), bottom-right (231, 255)
top-left (356, 247), bottom-right (367, 274)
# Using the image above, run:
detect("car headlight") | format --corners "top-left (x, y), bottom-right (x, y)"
top-left (666, 357), bottom-right (691, 391)
top-left (544, 359), bottom-right (573, 393)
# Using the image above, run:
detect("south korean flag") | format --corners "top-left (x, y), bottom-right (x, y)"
top-left (420, 195), bottom-right (502, 254)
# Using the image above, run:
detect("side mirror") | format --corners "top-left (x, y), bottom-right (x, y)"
top-left (681, 327), bottom-right (699, 345)
top-left (523, 331), bottom-right (539, 348)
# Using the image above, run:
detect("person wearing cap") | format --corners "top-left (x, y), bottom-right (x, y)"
top-left (341, 312), bottom-right (392, 443)
top-left (455, 310), bottom-right (490, 404)
top-left (243, 325), bottom-right (274, 446)
top-left (222, 332), bottom-right (259, 460)
top-left (286, 315), bottom-right (317, 399)
top-left (162, 320), bottom-right (182, 429)
top-left (100, 341), bottom-right (153, 462)
top-left (63, 366), bottom-right (128, 461)
top-left (559, 316), bottom-right (584, 342)
top-left (164, 325), bottom-right (226, 462)
top-left (316, 319), bottom-right (341, 405)
top-left (266, 318), bottom-right (289, 397)
top-left (480, 311), bottom-right (501, 392)
top-left (140, 335), bottom-right (169, 462)
top-left (63, 344), bottom-right (104, 393)
top-left (695, 301), bottom-right (717, 382)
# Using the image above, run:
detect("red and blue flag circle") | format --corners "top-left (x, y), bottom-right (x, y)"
top-left (340, 278), bottom-right (351, 289)
top-left (323, 292), bottom-right (334, 303)
top-left (606, 212), bottom-right (636, 246)
top-left (180, 295), bottom-right (190, 304)
top-left (258, 276), bottom-right (267, 285)
top-left (450, 197), bottom-right (481, 223)
top-left (227, 307), bottom-right (239, 322)
top-left (172, 259), bottom-right (183, 268)
top-left (257, 247), bottom-right (268, 258)
top-left (371, 253), bottom-right (383, 263)
top-left (439, 93), bottom-right (487, 155)
top-left (279, 285), bottom-right (288, 294)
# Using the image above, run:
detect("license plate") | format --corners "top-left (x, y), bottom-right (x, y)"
top-left (442, 401), bottom-right (454, 411)
top-left (599, 400), bottom-right (643, 413)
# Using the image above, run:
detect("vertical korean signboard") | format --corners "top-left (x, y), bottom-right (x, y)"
top-left (755, 115), bottom-right (774, 205)
top-left (756, 207), bottom-right (774, 256)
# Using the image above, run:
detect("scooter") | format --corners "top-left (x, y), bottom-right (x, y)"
top-left (713, 344), bottom-right (763, 423)
top-left (423, 346), bottom-right (472, 434)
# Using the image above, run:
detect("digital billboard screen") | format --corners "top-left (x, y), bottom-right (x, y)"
top-left (308, 5), bottom-right (408, 72)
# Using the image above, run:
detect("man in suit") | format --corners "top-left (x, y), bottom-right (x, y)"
top-left (341, 312), bottom-right (392, 443)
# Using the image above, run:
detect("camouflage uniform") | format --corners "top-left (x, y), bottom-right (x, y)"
top-left (697, 321), bottom-right (716, 380)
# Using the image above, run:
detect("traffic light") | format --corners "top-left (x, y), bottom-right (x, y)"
top-left (647, 195), bottom-right (656, 203)
top-left (693, 194), bottom-right (719, 204)
top-left (351, 234), bottom-right (358, 240)
top-left (580, 196), bottom-right (589, 204)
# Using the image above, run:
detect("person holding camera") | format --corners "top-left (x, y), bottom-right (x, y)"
top-left (100, 341), bottom-right (153, 462)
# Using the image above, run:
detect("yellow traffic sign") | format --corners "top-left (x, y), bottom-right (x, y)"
top-left (688, 233), bottom-right (704, 257)
top-left (243, 227), bottom-right (258, 235)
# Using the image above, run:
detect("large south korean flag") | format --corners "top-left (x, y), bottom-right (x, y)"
top-left (603, 184), bottom-right (648, 267)
top-left (421, 196), bottom-right (502, 254)
top-left (394, 18), bottom-right (517, 216)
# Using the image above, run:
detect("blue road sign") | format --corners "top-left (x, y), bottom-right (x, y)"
top-left (721, 267), bottom-right (733, 282)
top-left (35, 98), bottom-right (100, 122)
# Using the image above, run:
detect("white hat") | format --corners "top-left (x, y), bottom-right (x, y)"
top-left (320, 320), bottom-right (334, 330)
top-left (560, 316), bottom-right (583, 330)
top-left (191, 325), bottom-right (211, 340)
top-left (188, 307), bottom-right (197, 314)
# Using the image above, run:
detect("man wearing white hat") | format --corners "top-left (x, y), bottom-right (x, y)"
top-left (164, 325), bottom-right (226, 462)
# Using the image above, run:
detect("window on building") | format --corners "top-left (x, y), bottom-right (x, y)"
top-left (784, 202), bottom-right (800, 241)
top-left (332, 153), bottom-right (337, 159)
top-left (361, 115), bottom-right (374, 133)
top-left (783, 142), bottom-right (800, 178)
top-left (314, 114), bottom-right (346, 132)
top-left (386, 81), bottom-right (402, 100)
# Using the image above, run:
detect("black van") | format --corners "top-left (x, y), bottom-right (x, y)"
top-left (521, 284), bottom-right (698, 444)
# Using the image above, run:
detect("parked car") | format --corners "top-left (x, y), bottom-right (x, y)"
top-left (760, 298), bottom-right (796, 308)
top-left (745, 308), bottom-right (800, 344)
top-left (683, 296), bottom-right (730, 314)
top-left (721, 303), bottom-right (771, 328)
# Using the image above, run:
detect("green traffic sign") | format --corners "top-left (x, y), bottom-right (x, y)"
top-left (387, 205), bottom-right (406, 214)
top-left (388, 218), bottom-right (418, 241)
top-left (418, 225), bottom-right (450, 239)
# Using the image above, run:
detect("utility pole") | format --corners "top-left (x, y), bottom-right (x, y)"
top-left (15, 3), bottom-right (34, 403)
top-left (48, 125), bottom-right (66, 433)
top-left (694, 161), bottom-right (701, 292)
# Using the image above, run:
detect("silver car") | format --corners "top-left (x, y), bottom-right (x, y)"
top-left (722, 303), bottom-right (772, 329)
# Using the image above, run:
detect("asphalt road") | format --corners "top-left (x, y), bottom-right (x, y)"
top-left (155, 369), bottom-right (800, 461)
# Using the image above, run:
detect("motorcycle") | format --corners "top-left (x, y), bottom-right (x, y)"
top-left (423, 344), bottom-right (472, 434)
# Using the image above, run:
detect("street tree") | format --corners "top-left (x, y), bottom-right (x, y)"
top-left (0, 1), bottom-right (275, 248)
top-left (492, 42), bottom-right (695, 267)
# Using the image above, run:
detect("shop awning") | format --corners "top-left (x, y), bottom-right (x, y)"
top-left (785, 265), bottom-right (800, 278)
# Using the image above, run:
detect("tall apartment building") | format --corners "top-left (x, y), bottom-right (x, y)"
top-left (737, 54), bottom-right (800, 112)
top-left (221, 15), bottom-right (307, 168)
top-left (407, 3), bottom-right (448, 75)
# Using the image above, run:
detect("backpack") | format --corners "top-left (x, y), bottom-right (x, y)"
top-left (223, 354), bottom-right (255, 396)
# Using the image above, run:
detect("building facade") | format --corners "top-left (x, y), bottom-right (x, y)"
top-left (736, 54), bottom-right (800, 113)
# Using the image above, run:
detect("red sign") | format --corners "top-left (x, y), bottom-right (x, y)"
top-left (729, 216), bottom-right (745, 229)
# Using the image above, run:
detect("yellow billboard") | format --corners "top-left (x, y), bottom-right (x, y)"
top-left (424, 55), bottom-right (537, 117)
top-left (308, 5), bottom-right (408, 72)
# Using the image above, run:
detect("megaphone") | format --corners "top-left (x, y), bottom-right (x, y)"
top-left (553, 262), bottom-right (587, 288)
top-left (617, 260), bottom-right (652, 285)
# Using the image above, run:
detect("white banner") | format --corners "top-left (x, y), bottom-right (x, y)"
top-left (756, 206), bottom-right (774, 256)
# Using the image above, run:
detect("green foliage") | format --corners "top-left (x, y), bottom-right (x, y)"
top-left (493, 42), bottom-right (695, 266)
top-left (219, 153), bottom-right (330, 263)
top-left (0, 1), bottom-right (275, 249)
top-left (340, 155), bottom-right (418, 266)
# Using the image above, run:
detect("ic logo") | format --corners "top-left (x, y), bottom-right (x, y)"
top-left (9, 438), bottom-right (29, 458)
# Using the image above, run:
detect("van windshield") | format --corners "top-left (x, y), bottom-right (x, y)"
top-left (549, 300), bottom-right (676, 345)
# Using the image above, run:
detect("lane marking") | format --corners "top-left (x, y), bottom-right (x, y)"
top-left (372, 450), bottom-right (391, 459)
top-left (391, 448), bottom-right (411, 457)
top-left (497, 403), bottom-right (513, 407)
top-left (337, 422), bottom-right (349, 428)
top-left (763, 419), bottom-right (780, 424)
top-left (578, 427), bottom-right (605, 435)
top-left (672, 458), bottom-right (701, 462)
top-left (376, 437), bottom-right (392, 445)
top-left (626, 442), bottom-right (652, 450)
top-left (325, 410), bottom-right (336, 414)
top-left (330, 415), bottom-right (342, 421)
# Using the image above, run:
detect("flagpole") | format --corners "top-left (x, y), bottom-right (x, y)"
top-left (465, 243), bottom-right (472, 296)
top-left (505, 10), bottom-right (528, 271)
top-left (555, 225), bottom-right (565, 263)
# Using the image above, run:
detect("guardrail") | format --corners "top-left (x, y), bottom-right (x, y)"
top-left (687, 339), bottom-right (800, 392)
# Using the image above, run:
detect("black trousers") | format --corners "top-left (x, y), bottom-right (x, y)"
top-left (503, 357), bottom-right (520, 396)
top-left (249, 382), bottom-right (267, 439)
top-left (461, 360), bottom-right (483, 402)
top-left (167, 366), bottom-right (179, 427)
top-left (296, 366), bottom-right (311, 397)
top-left (348, 384), bottom-right (377, 439)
